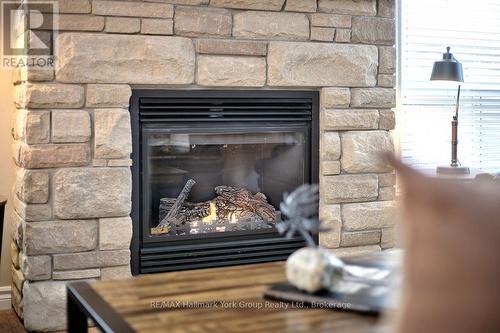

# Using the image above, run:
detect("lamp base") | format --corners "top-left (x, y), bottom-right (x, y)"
top-left (436, 165), bottom-right (470, 175)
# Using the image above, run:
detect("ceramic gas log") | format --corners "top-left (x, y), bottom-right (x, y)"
top-left (152, 180), bottom-right (278, 236)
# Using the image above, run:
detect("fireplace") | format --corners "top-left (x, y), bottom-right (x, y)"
top-left (130, 90), bottom-right (319, 274)
top-left (9, 0), bottom-right (398, 328)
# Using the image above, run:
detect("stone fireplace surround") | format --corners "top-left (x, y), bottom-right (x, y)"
top-left (10, 0), bottom-right (396, 330)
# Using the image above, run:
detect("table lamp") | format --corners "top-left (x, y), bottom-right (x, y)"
top-left (430, 46), bottom-right (470, 174)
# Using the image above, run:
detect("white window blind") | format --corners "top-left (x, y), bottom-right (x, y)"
top-left (400, 0), bottom-right (500, 172)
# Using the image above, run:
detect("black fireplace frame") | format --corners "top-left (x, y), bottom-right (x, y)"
top-left (130, 90), bottom-right (319, 275)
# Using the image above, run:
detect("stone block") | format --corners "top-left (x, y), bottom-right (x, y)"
top-left (20, 254), bottom-right (52, 281)
top-left (11, 283), bottom-right (23, 318)
top-left (352, 16), bottom-right (395, 45)
top-left (321, 174), bottom-right (378, 204)
top-left (86, 84), bottom-right (132, 108)
top-left (334, 28), bottom-right (351, 42)
top-left (378, 172), bottom-right (396, 187)
top-left (21, 110), bottom-right (50, 144)
top-left (11, 242), bottom-right (20, 269)
top-left (210, 0), bottom-right (284, 10)
top-left (379, 46), bottom-right (396, 74)
top-left (107, 159), bottom-right (133, 167)
top-left (29, 69), bottom-right (55, 82)
top-left (379, 110), bottom-right (396, 130)
top-left (53, 250), bottom-right (131, 270)
top-left (11, 266), bottom-right (24, 292)
top-left (53, 168), bottom-right (131, 219)
top-left (94, 109), bottom-right (132, 159)
top-left (11, 110), bottom-right (23, 140)
top-left (329, 245), bottom-right (381, 257)
top-left (195, 39), bottom-right (267, 56)
top-left (351, 88), bottom-right (395, 108)
top-left (24, 220), bottom-right (98, 255)
top-left (377, 74), bottom-right (395, 87)
top-left (233, 12), bottom-right (309, 41)
top-left (11, 211), bottom-right (24, 247)
top-left (13, 66), bottom-right (54, 83)
top-left (381, 227), bottom-right (395, 248)
top-left (15, 169), bottom-right (49, 204)
top-left (12, 141), bottom-right (22, 166)
top-left (319, 204), bottom-right (341, 248)
top-left (175, 6), bottom-right (231, 37)
top-left (105, 17), bottom-right (141, 33)
top-left (341, 230), bottom-right (381, 247)
top-left (17, 143), bottom-right (90, 168)
top-left (92, 159), bottom-right (107, 167)
top-left (16, 83), bottom-right (84, 109)
top-left (56, 34), bottom-right (195, 84)
top-left (311, 27), bottom-right (335, 41)
top-left (378, 0), bottom-right (395, 18)
top-left (146, 0), bottom-right (208, 3)
top-left (321, 161), bottom-right (341, 175)
top-left (52, 14), bottom-right (104, 31)
top-left (52, 110), bottom-right (91, 143)
top-left (58, 0), bottom-right (91, 13)
top-left (378, 186), bottom-right (395, 201)
top-left (53, 269), bottom-right (100, 280)
top-left (101, 265), bottom-right (132, 280)
top-left (197, 55), bottom-right (266, 87)
top-left (93, 0), bottom-right (173, 18)
top-left (99, 217), bottom-right (133, 250)
top-left (285, 0), bottom-right (317, 12)
top-left (12, 194), bottom-right (51, 221)
top-left (142, 18), bottom-right (174, 35)
top-left (321, 109), bottom-right (379, 130)
top-left (321, 88), bottom-right (350, 109)
top-left (318, 0), bottom-right (376, 15)
top-left (342, 201), bottom-right (396, 231)
top-left (320, 132), bottom-right (341, 160)
top-left (268, 42), bottom-right (377, 87)
top-left (340, 131), bottom-right (394, 173)
top-left (23, 281), bottom-right (67, 332)
top-left (311, 14), bottom-right (351, 27)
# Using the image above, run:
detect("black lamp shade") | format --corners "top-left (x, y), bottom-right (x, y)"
top-left (430, 47), bottom-right (464, 82)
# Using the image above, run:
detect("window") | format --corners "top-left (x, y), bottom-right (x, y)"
top-left (399, 0), bottom-right (500, 172)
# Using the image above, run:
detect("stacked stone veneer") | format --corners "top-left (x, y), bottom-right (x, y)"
top-left (10, 0), bottom-right (396, 330)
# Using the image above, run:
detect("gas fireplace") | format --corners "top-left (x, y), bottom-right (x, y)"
top-left (130, 90), bottom-right (319, 274)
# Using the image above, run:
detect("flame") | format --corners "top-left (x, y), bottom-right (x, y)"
top-left (227, 212), bottom-right (237, 224)
top-left (202, 202), bottom-right (217, 223)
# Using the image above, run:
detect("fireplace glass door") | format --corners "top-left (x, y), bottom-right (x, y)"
top-left (131, 90), bottom-right (318, 274)
top-left (143, 125), bottom-right (308, 238)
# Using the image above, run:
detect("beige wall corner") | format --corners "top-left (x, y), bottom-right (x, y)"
top-left (0, 68), bottom-right (16, 295)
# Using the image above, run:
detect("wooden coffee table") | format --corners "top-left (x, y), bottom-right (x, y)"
top-left (67, 261), bottom-right (381, 333)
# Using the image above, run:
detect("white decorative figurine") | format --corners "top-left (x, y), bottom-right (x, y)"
top-left (276, 185), bottom-right (345, 293)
